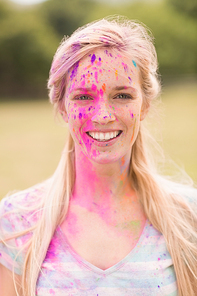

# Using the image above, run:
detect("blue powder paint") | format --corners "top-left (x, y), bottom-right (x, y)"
top-left (91, 54), bottom-right (96, 64)
top-left (132, 60), bottom-right (137, 67)
top-left (79, 113), bottom-right (82, 119)
top-left (70, 61), bottom-right (79, 80)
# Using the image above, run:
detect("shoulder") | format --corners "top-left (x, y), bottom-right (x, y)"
top-left (0, 181), bottom-right (47, 234)
top-left (0, 181), bottom-right (48, 274)
top-left (156, 175), bottom-right (197, 209)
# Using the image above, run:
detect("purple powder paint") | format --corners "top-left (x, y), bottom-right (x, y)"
top-left (122, 62), bottom-right (128, 72)
top-left (70, 61), bottom-right (79, 80)
top-left (91, 54), bottom-right (96, 64)
top-left (78, 113), bottom-right (82, 119)
top-left (99, 57), bottom-right (101, 62)
top-left (128, 77), bottom-right (132, 81)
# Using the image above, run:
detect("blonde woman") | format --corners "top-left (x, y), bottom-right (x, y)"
top-left (0, 16), bottom-right (197, 296)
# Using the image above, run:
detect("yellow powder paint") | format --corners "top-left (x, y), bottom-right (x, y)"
top-left (115, 69), bottom-right (118, 80)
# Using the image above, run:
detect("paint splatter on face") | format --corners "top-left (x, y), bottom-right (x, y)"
top-left (132, 60), bottom-right (137, 68)
top-left (91, 53), bottom-right (96, 64)
top-left (64, 49), bottom-right (146, 164)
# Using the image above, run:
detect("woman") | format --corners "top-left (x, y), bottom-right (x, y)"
top-left (0, 17), bottom-right (197, 296)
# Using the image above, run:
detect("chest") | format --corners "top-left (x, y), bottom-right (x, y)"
top-left (60, 206), bottom-right (146, 270)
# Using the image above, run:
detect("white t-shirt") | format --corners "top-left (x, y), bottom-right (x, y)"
top-left (1, 180), bottom-right (196, 295)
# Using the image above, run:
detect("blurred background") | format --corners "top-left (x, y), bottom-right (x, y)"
top-left (0, 0), bottom-right (197, 198)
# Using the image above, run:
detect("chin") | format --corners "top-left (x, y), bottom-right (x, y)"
top-left (87, 152), bottom-right (124, 165)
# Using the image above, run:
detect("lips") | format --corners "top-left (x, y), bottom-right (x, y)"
top-left (86, 130), bottom-right (122, 141)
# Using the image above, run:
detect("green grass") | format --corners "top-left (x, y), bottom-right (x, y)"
top-left (0, 80), bottom-right (197, 198)
top-left (0, 100), bottom-right (67, 198)
top-left (161, 81), bottom-right (197, 183)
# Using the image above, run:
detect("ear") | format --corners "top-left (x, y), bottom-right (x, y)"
top-left (140, 104), bottom-right (150, 121)
top-left (58, 98), bottom-right (68, 122)
top-left (60, 110), bottom-right (68, 123)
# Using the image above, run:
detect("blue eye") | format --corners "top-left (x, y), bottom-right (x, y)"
top-left (116, 93), bottom-right (132, 99)
top-left (75, 95), bottom-right (92, 100)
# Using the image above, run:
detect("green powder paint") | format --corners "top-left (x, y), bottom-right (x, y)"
top-left (119, 180), bottom-right (123, 187)
top-left (115, 220), bottom-right (141, 232)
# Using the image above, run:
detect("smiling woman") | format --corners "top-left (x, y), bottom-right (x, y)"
top-left (64, 49), bottom-right (144, 164)
top-left (0, 16), bottom-right (197, 296)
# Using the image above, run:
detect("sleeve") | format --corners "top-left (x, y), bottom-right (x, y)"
top-left (0, 189), bottom-right (40, 275)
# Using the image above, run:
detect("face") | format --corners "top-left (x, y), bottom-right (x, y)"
top-left (63, 49), bottom-right (147, 164)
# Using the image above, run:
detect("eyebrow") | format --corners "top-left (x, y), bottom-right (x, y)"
top-left (73, 86), bottom-right (137, 92)
top-left (73, 87), bottom-right (93, 92)
top-left (113, 86), bottom-right (137, 92)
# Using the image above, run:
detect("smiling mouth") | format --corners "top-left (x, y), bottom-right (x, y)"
top-left (87, 131), bottom-right (122, 141)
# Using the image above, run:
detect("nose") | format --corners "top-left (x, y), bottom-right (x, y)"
top-left (91, 101), bottom-right (116, 125)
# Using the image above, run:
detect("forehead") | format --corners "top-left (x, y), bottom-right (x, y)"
top-left (67, 48), bottom-right (139, 86)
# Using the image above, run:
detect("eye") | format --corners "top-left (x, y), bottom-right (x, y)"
top-left (75, 95), bottom-right (93, 101)
top-left (115, 93), bottom-right (132, 100)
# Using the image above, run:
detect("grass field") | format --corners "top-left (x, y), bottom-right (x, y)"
top-left (0, 80), bottom-right (197, 199)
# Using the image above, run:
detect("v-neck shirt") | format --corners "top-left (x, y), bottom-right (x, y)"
top-left (0, 185), bottom-right (179, 295)
top-left (36, 220), bottom-right (177, 295)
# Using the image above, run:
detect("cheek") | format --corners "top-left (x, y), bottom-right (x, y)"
top-left (67, 104), bottom-right (95, 129)
top-left (67, 104), bottom-right (87, 121)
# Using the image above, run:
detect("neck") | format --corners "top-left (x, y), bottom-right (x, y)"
top-left (71, 147), bottom-right (136, 211)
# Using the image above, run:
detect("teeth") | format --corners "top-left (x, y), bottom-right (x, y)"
top-left (105, 132), bottom-right (110, 140)
top-left (88, 131), bottom-right (120, 141)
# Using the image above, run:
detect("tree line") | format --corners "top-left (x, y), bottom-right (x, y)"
top-left (0, 0), bottom-right (197, 99)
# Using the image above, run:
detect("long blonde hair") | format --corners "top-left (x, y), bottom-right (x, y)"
top-left (2, 16), bottom-right (197, 295)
